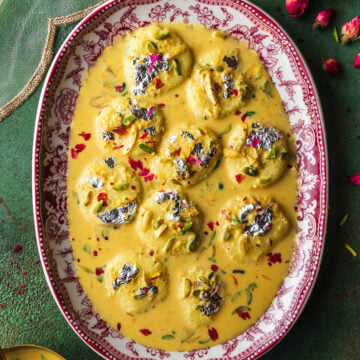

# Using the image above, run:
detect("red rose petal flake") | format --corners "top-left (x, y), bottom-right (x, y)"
top-left (95, 267), bottom-right (104, 276)
top-left (75, 143), bottom-right (86, 152)
top-left (211, 264), bottom-right (218, 272)
top-left (78, 132), bottom-right (91, 141)
top-left (155, 78), bottom-right (165, 89)
top-left (139, 168), bottom-right (150, 177)
top-left (354, 54), bottom-right (360, 68)
top-left (71, 143), bottom-right (86, 159)
top-left (236, 309), bottom-right (251, 320)
top-left (13, 245), bottom-right (23, 253)
top-left (97, 193), bottom-right (108, 206)
top-left (235, 174), bottom-right (245, 184)
top-left (207, 222), bottom-right (214, 231)
top-left (139, 328), bottom-right (152, 336)
top-left (208, 327), bottom-right (219, 341)
top-left (158, 103), bottom-right (165, 108)
top-left (267, 252), bottom-right (282, 266)
top-left (144, 174), bottom-right (155, 182)
top-left (117, 322), bottom-right (121, 331)
top-left (113, 128), bottom-right (128, 136)
top-left (140, 132), bottom-right (148, 140)
top-left (349, 173), bottom-right (360, 187)
top-left (231, 89), bottom-right (238, 96)
top-left (71, 148), bottom-right (78, 159)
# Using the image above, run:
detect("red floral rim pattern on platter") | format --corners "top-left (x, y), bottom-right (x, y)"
top-left (32, 0), bottom-right (327, 359)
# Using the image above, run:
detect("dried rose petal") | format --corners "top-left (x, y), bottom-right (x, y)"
top-left (267, 252), bottom-right (282, 266)
top-left (211, 264), bottom-right (218, 272)
top-left (285, 0), bottom-right (310, 18)
top-left (354, 54), bottom-right (360, 68)
top-left (78, 132), bottom-right (91, 141)
top-left (236, 309), bottom-right (251, 320)
top-left (349, 173), bottom-right (360, 187)
top-left (341, 16), bottom-right (360, 44)
top-left (313, 9), bottom-right (335, 29)
top-left (95, 267), bottom-right (104, 276)
top-left (13, 245), bottom-right (23, 253)
top-left (322, 57), bottom-right (341, 76)
top-left (75, 143), bottom-right (86, 153)
top-left (235, 174), bottom-right (245, 184)
top-left (208, 327), bottom-right (219, 341)
top-left (139, 328), bottom-right (152, 336)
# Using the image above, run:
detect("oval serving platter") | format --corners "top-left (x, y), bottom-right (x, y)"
top-left (32, 0), bottom-right (328, 359)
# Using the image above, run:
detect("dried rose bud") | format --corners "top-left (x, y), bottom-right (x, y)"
top-left (354, 54), bottom-right (360, 68)
top-left (286, 0), bottom-right (311, 18)
top-left (313, 9), bottom-right (335, 29)
top-left (341, 15), bottom-right (360, 44)
top-left (322, 57), bottom-right (341, 76)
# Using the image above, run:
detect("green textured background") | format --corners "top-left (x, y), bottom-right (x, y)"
top-left (1, 0), bottom-right (360, 359)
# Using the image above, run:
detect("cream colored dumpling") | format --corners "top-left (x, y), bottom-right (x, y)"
top-left (225, 123), bottom-right (288, 188)
top-left (136, 190), bottom-right (202, 255)
top-left (151, 126), bottom-right (222, 187)
top-left (77, 158), bottom-right (141, 225)
top-left (219, 196), bottom-right (289, 262)
top-left (104, 253), bottom-right (167, 314)
top-left (95, 98), bottom-right (164, 157)
top-left (180, 267), bottom-right (224, 327)
top-left (124, 24), bottom-right (192, 97)
top-left (187, 49), bottom-right (250, 120)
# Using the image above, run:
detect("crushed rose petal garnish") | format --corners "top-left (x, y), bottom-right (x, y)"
top-left (208, 327), bottom-right (219, 341)
top-left (78, 132), bottom-right (91, 141)
top-left (139, 328), bottom-right (152, 336)
top-left (349, 172), bottom-right (360, 187)
top-left (267, 252), bottom-right (282, 266)
top-left (13, 245), bottom-right (23, 253)
top-left (236, 309), bottom-right (251, 320)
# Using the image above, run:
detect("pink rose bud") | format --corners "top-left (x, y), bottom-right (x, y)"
top-left (354, 54), bottom-right (360, 68)
top-left (313, 9), bottom-right (335, 29)
top-left (286, 0), bottom-right (310, 18)
top-left (322, 57), bottom-right (341, 76)
top-left (341, 15), bottom-right (360, 44)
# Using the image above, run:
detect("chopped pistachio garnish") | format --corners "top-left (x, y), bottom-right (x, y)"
top-left (180, 222), bottom-right (193, 234)
top-left (223, 230), bottom-right (231, 241)
top-left (139, 143), bottom-right (155, 154)
top-left (263, 80), bottom-right (273, 97)
top-left (219, 124), bottom-right (232, 137)
top-left (260, 178), bottom-right (271, 184)
top-left (244, 165), bottom-right (258, 176)
top-left (215, 66), bottom-right (224, 72)
top-left (269, 145), bottom-right (276, 159)
top-left (173, 59), bottom-right (181, 75)
top-left (280, 151), bottom-right (288, 160)
top-left (208, 231), bottom-right (216, 246)
top-left (83, 243), bottom-right (91, 254)
top-left (153, 29), bottom-right (170, 40)
top-left (164, 237), bottom-right (175, 252)
top-left (123, 115), bottom-right (136, 126)
top-left (188, 233), bottom-right (198, 252)
top-left (333, 25), bottom-right (340, 43)
top-left (112, 181), bottom-right (129, 191)
top-left (93, 200), bottom-right (104, 213)
top-left (146, 40), bottom-right (158, 53)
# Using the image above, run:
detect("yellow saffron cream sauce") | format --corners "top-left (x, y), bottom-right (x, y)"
top-left (67, 23), bottom-right (297, 351)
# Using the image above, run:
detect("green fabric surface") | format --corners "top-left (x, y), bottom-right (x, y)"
top-left (1, 0), bottom-right (360, 359)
